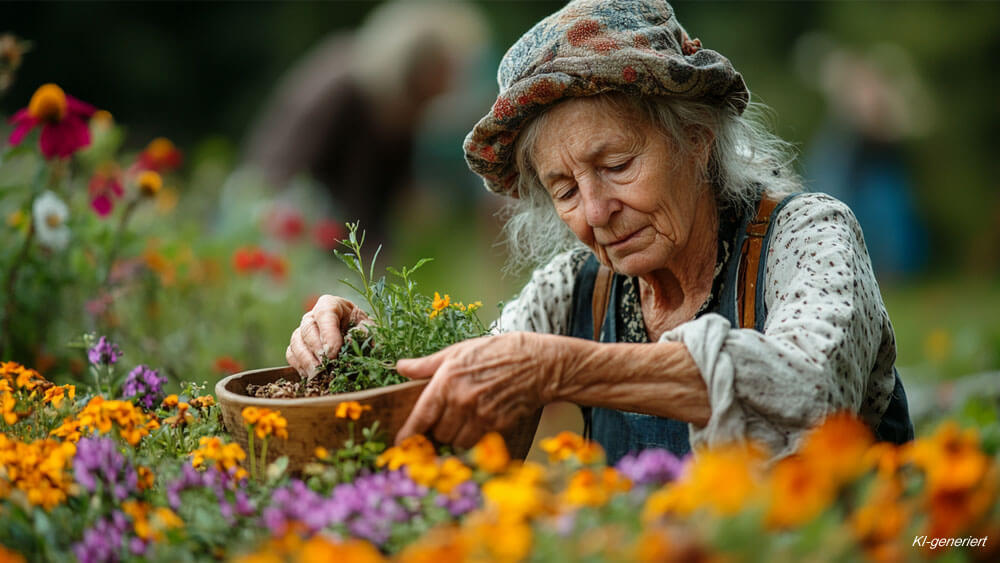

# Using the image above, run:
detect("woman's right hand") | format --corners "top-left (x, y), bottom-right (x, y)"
top-left (286, 295), bottom-right (370, 378)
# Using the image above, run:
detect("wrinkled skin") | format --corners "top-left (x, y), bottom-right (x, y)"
top-left (286, 97), bottom-right (714, 447)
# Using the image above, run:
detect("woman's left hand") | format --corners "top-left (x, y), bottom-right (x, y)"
top-left (395, 332), bottom-right (556, 449)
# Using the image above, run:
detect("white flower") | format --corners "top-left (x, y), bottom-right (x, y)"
top-left (32, 190), bottom-right (70, 251)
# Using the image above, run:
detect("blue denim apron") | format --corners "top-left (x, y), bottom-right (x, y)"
top-left (569, 193), bottom-right (913, 465)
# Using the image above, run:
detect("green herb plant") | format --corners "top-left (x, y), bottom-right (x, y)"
top-left (320, 222), bottom-right (488, 394)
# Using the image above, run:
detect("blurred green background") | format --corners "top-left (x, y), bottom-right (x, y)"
top-left (2, 1), bottom-right (998, 412)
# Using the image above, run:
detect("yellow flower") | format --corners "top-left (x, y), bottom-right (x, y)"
top-left (335, 401), bottom-right (371, 421)
top-left (377, 435), bottom-right (436, 471)
top-left (561, 467), bottom-right (632, 508)
top-left (481, 462), bottom-right (550, 521)
top-left (254, 410), bottom-right (289, 440)
top-left (0, 435), bottom-right (76, 509)
top-left (314, 447), bottom-right (330, 460)
top-left (396, 526), bottom-right (467, 563)
top-left (462, 512), bottom-right (533, 562)
top-left (471, 431), bottom-right (510, 473)
top-left (434, 457), bottom-right (472, 495)
top-left (47, 396), bottom-right (155, 445)
top-left (539, 431), bottom-right (603, 464)
top-left (137, 465), bottom-right (155, 491)
top-left (162, 394), bottom-right (179, 409)
top-left (190, 436), bottom-right (248, 480)
top-left (429, 292), bottom-right (450, 319)
top-left (190, 395), bottom-right (215, 409)
top-left (14, 367), bottom-right (46, 391)
top-left (2, 391), bottom-right (19, 425)
top-left (122, 500), bottom-right (182, 542)
top-left (137, 170), bottom-right (163, 198)
top-left (42, 384), bottom-right (75, 408)
top-left (643, 443), bottom-right (766, 521)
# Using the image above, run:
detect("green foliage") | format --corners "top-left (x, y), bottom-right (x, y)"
top-left (321, 222), bottom-right (489, 393)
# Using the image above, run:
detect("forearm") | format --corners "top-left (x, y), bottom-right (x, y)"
top-left (539, 334), bottom-right (710, 426)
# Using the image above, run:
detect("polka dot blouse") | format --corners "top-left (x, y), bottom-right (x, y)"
top-left (496, 193), bottom-right (897, 458)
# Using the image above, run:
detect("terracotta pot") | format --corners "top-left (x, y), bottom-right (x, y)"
top-left (215, 366), bottom-right (539, 473)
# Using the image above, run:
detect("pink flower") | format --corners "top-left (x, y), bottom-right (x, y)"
top-left (8, 83), bottom-right (96, 159)
top-left (88, 163), bottom-right (124, 217)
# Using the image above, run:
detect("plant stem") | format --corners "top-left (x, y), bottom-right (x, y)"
top-left (103, 198), bottom-right (139, 285)
top-left (247, 426), bottom-right (256, 480)
top-left (260, 437), bottom-right (269, 475)
top-left (0, 221), bottom-right (34, 359)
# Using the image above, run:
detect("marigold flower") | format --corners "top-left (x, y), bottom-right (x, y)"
top-left (798, 411), bottom-right (874, 484)
top-left (8, 83), bottom-right (96, 159)
top-left (122, 500), bottom-right (183, 542)
top-left (471, 431), bottom-right (510, 473)
top-left (189, 395), bottom-right (216, 409)
top-left (0, 435), bottom-right (76, 509)
top-left (241, 406), bottom-right (262, 425)
top-left (539, 431), bottom-right (603, 464)
top-left (137, 465), bottom-right (155, 491)
top-left (335, 401), bottom-right (371, 420)
top-left (136, 137), bottom-right (182, 172)
top-left (42, 384), bottom-right (75, 408)
top-left (377, 434), bottom-right (436, 471)
top-left (907, 422), bottom-right (989, 494)
top-left (254, 410), bottom-right (289, 440)
top-left (461, 512), bottom-right (533, 562)
top-left (164, 402), bottom-right (194, 428)
top-left (49, 396), bottom-right (157, 446)
top-left (481, 462), bottom-right (550, 520)
top-left (2, 391), bottom-right (19, 425)
top-left (190, 436), bottom-right (247, 479)
top-left (314, 446), bottom-right (330, 460)
top-left (765, 454), bottom-right (837, 529)
top-left (88, 162), bottom-right (124, 217)
top-left (137, 170), bottom-right (162, 198)
top-left (162, 394), bottom-right (179, 409)
top-left (429, 292), bottom-right (450, 319)
top-left (561, 467), bottom-right (632, 508)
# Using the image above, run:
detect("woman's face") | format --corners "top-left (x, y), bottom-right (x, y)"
top-left (531, 97), bottom-right (711, 276)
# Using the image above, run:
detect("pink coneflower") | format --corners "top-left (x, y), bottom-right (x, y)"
top-left (88, 162), bottom-right (124, 217)
top-left (8, 83), bottom-right (96, 159)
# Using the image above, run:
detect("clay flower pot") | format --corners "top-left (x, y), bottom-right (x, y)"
top-left (216, 366), bottom-right (539, 473)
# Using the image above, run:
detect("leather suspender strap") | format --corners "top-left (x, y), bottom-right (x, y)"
top-left (737, 192), bottom-right (782, 329)
top-left (591, 264), bottom-right (614, 341)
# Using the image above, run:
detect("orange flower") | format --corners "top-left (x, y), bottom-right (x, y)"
top-left (189, 395), bottom-right (215, 409)
top-left (42, 384), bottom-right (75, 408)
top-left (377, 435), bottom-right (436, 471)
top-left (335, 401), bottom-right (371, 421)
top-left (471, 432), bottom-right (510, 473)
top-left (136, 137), bottom-right (182, 172)
top-left (798, 411), bottom-right (874, 483)
top-left (561, 467), bottom-right (632, 508)
top-left (539, 431), bottom-right (603, 464)
top-left (429, 292), bottom-right (450, 319)
top-left (136, 170), bottom-right (162, 198)
top-left (162, 394), bottom-right (179, 409)
top-left (765, 454), bottom-right (836, 528)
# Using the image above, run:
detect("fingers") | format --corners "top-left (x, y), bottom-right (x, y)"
top-left (311, 295), bottom-right (356, 357)
top-left (396, 376), bottom-right (446, 444)
top-left (287, 328), bottom-right (319, 377)
top-left (299, 312), bottom-right (326, 358)
top-left (396, 348), bottom-right (449, 380)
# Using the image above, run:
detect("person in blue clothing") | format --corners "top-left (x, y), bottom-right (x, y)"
top-left (287, 0), bottom-right (913, 464)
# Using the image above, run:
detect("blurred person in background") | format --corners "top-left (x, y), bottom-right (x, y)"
top-left (799, 37), bottom-right (932, 280)
top-left (243, 0), bottom-right (488, 248)
top-left (288, 0), bottom-right (914, 464)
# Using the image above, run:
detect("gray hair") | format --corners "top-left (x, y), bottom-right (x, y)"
top-left (501, 93), bottom-right (802, 273)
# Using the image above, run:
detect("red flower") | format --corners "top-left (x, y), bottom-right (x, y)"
top-left (136, 137), bottom-right (182, 172)
top-left (8, 83), bottom-right (96, 159)
top-left (213, 356), bottom-right (244, 375)
top-left (88, 162), bottom-right (124, 217)
top-left (313, 219), bottom-right (345, 251)
top-left (233, 246), bottom-right (269, 273)
top-left (267, 255), bottom-right (288, 282)
top-left (263, 205), bottom-right (305, 241)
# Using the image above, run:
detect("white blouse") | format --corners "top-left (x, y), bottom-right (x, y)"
top-left (495, 193), bottom-right (897, 458)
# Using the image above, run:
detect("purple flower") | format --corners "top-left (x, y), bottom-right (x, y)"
top-left (614, 448), bottom-right (685, 487)
top-left (88, 336), bottom-right (122, 366)
top-left (262, 470), bottom-right (429, 546)
top-left (74, 437), bottom-right (138, 502)
top-left (73, 511), bottom-right (130, 563)
top-left (121, 364), bottom-right (167, 410)
top-left (435, 480), bottom-right (480, 517)
top-left (167, 464), bottom-right (254, 525)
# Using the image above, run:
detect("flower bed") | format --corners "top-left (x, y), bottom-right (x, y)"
top-left (2, 346), bottom-right (1000, 562)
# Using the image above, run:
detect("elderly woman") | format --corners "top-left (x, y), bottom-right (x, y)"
top-left (286, 0), bottom-right (912, 463)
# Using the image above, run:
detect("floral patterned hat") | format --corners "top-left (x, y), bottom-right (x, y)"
top-left (463, 0), bottom-right (749, 197)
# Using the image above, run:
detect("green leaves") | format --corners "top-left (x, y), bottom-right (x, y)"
top-left (324, 223), bottom-right (487, 394)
